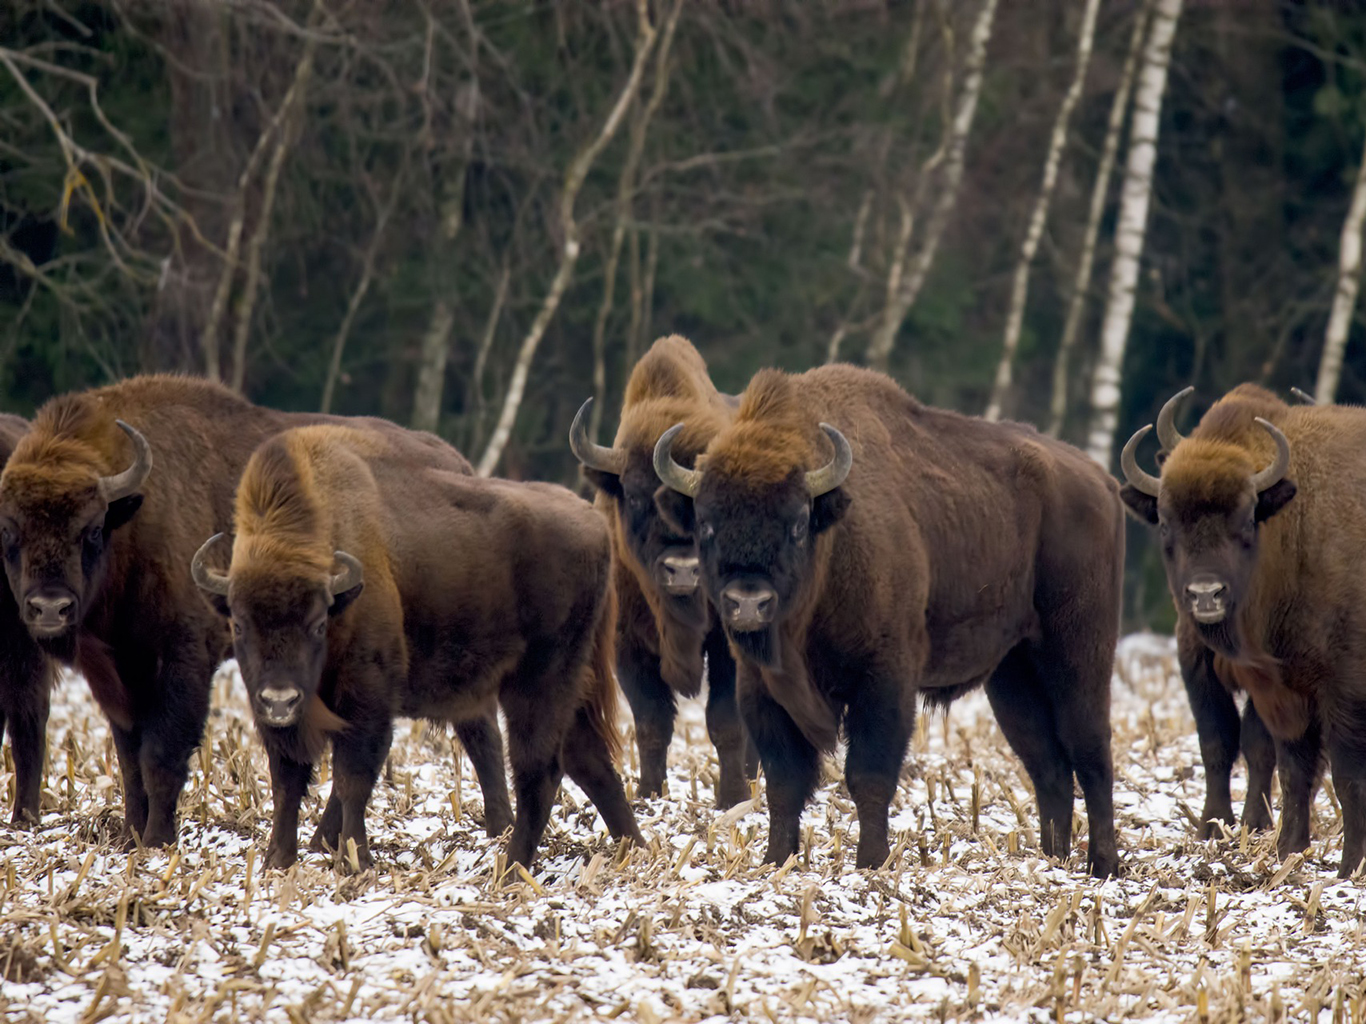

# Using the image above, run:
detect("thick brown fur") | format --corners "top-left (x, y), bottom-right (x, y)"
top-left (1127, 382), bottom-right (1366, 875)
top-left (215, 424), bottom-right (640, 870)
top-left (671, 365), bottom-right (1124, 876)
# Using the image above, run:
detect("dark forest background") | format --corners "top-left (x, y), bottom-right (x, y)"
top-left (4, 0), bottom-right (1366, 628)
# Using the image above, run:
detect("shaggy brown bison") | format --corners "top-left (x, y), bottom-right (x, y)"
top-left (0, 414), bottom-right (55, 826)
top-left (192, 424), bottom-right (642, 869)
top-left (1120, 383), bottom-right (1366, 876)
top-left (653, 365), bottom-right (1124, 876)
top-left (0, 375), bottom-right (510, 848)
top-left (571, 336), bottom-right (756, 807)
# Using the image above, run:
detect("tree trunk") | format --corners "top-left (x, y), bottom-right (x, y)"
top-left (409, 301), bottom-right (456, 430)
top-left (476, 0), bottom-right (661, 477)
top-left (1315, 130), bottom-right (1366, 403)
top-left (865, 0), bottom-right (999, 373)
top-left (1084, 0), bottom-right (1184, 467)
top-left (984, 0), bottom-right (1102, 422)
top-left (1047, 0), bottom-right (1151, 437)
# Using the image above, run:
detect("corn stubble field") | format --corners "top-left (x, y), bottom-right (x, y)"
top-left (0, 635), bottom-right (1362, 1024)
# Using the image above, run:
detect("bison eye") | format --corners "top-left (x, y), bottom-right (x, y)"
top-left (314, 620), bottom-right (327, 638)
top-left (698, 522), bottom-right (715, 542)
top-left (86, 524), bottom-right (102, 546)
top-left (231, 621), bottom-right (242, 638)
top-left (792, 515), bottom-right (808, 541)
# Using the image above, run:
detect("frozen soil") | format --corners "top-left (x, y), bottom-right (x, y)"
top-left (0, 634), bottom-right (1362, 1023)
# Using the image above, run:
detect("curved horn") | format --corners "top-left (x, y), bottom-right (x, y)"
top-left (1120, 424), bottom-right (1162, 497)
top-left (329, 550), bottom-right (363, 597)
top-left (1250, 418), bottom-right (1291, 493)
top-left (805, 424), bottom-right (853, 497)
top-left (568, 398), bottom-right (626, 475)
top-left (652, 424), bottom-right (703, 497)
top-left (191, 533), bottom-right (231, 597)
top-left (1289, 386), bottom-right (1316, 405)
top-left (1155, 386), bottom-right (1194, 452)
top-left (98, 420), bottom-right (153, 502)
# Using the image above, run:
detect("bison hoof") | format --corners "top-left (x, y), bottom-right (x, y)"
top-left (1088, 850), bottom-right (1120, 879)
top-left (265, 845), bottom-right (299, 870)
top-left (483, 811), bottom-right (514, 838)
top-left (8, 809), bottom-right (38, 830)
top-left (1242, 808), bottom-right (1273, 833)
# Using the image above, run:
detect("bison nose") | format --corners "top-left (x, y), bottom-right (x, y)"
top-left (1185, 575), bottom-right (1229, 624)
top-left (25, 592), bottom-right (75, 635)
top-left (659, 554), bottom-right (700, 594)
top-left (721, 582), bottom-right (777, 631)
top-left (257, 686), bottom-right (303, 727)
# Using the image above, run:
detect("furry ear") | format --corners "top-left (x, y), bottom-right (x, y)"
top-left (1255, 479), bottom-right (1296, 523)
top-left (654, 487), bottom-right (695, 536)
top-left (1119, 485), bottom-right (1159, 525)
top-left (205, 593), bottom-right (230, 618)
top-left (328, 581), bottom-right (365, 617)
top-left (811, 488), bottom-right (850, 535)
top-left (582, 468), bottom-right (623, 499)
top-left (104, 495), bottom-right (144, 532)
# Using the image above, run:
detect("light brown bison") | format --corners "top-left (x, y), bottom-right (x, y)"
top-left (0, 376), bottom-right (509, 847)
top-left (653, 365), bottom-right (1124, 875)
top-left (192, 424), bottom-right (642, 869)
top-left (570, 336), bottom-right (756, 807)
top-left (1120, 383), bottom-right (1366, 876)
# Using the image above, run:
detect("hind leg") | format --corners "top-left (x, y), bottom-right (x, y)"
top-left (1240, 700), bottom-right (1276, 831)
top-left (737, 664), bottom-right (819, 865)
top-left (561, 707), bottom-right (643, 845)
top-left (617, 636), bottom-right (677, 799)
top-left (455, 710), bottom-right (513, 836)
top-left (704, 631), bottom-right (753, 809)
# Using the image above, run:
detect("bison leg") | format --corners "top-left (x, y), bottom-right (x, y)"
top-left (110, 725), bottom-right (150, 841)
top-left (455, 711), bottom-right (513, 836)
top-left (3, 684), bottom-right (49, 827)
top-left (737, 666), bottom-right (818, 866)
top-left (265, 751), bottom-right (312, 869)
top-left (312, 790), bottom-right (342, 852)
top-left (616, 637), bottom-right (677, 799)
top-left (561, 706), bottom-right (644, 847)
top-left (1328, 737), bottom-right (1366, 877)
top-left (328, 721), bottom-right (391, 872)
top-left (1178, 633), bottom-right (1240, 837)
top-left (704, 630), bottom-right (754, 809)
top-left (1274, 720), bottom-right (1323, 860)
top-left (843, 677), bottom-right (913, 870)
top-left (1239, 700), bottom-right (1276, 832)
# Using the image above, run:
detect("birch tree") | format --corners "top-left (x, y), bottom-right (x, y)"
top-left (983, 0), bottom-right (1102, 422)
top-left (1314, 130), bottom-right (1366, 403)
top-left (476, 0), bottom-right (660, 477)
top-left (1047, 0), bottom-right (1152, 436)
top-left (1083, 0), bottom-right (1184, 467)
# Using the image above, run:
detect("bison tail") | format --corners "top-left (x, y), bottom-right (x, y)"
top-left (582, 579), bottom-right (624, 765)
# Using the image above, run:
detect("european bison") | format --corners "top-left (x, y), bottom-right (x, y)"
top-left (192, 424), bottom-right (643, 869)
top-left (570, 336), bottom-right (756, 807)
top-left (0, 414), bottom-right (55, 826)
top-left (0, 375), bottom-right (509, 848)
top-left (1119, 383), bottom-right (1366, 876)
top-left (653, 366), bottom-right (1123, 876)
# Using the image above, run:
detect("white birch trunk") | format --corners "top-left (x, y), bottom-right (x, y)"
top-left (1047, 0), bottom-right (1151, 437)
top-left (1314, 130), bottom-right (1366, 403)
top-left (1084, 0), bottom-right (1184, 467)
top-left (983, 0), bottom-right (1102, 422)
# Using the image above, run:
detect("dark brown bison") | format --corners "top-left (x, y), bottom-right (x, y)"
top-left (192, 424), bottom-right (643, 869)
top-left (570, 335), bottom-right (756, 807)
top-left (1119, 383), bottom-right (1366, 876)
top-left (0, 415), bottom-right (55, 826)
top-left (653, 365), bottom-right (1123, 876)
top-left (0, 375), bottom-right (510, 848)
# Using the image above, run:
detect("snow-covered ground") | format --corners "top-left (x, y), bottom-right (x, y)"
top-left (0, 634), bottom-right (1362, 1023)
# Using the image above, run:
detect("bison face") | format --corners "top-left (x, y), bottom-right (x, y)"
top-left (193, 536), bottom-right (364, 729)
top-left (0, 421), bottom-right (150, 645)
top-left (653, 423), bottom-right (852, 670)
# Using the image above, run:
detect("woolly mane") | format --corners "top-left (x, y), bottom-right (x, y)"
top-left (1160, 386), bottom-right (1289, 510)
top-left (702, 369), bottom-right (821, 485)
top-left (233, 438), bottom-right (332, 576)
top-left (4, 394), bottom-right (117, 493)
top-left (622, 335), bottom-right (713, 407)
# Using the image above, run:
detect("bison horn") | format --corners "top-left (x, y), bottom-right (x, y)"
top-left (329, 550), bottom-right (363, 598)
top-left (1120, 424), bottom-right (1162, 497)
top-left (191, 533), bottom-right (231, 597)
top-left (1290, 386), bottom-right (1316, 405)
top-left (98, 420), bottom-right (153, 502)
top-left (1155, 386), bottom-right (1193, 452)
top-left (805, 424), bottom-right (852, 497)
top-left (1250, 417), bottom-right (1291, 493)
top-left (652, 424), bottom-right (703, 497)
top-left (568, 398), bottom-right (626, 475)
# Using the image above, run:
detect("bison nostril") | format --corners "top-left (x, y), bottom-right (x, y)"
top-left (26, 594), bottom-right (74, 623)
top-left (721, 583), bottom-right (777, 627)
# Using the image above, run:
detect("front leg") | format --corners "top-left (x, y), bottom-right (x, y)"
top-left (329, 720), bottom-right (392, 871)
top-left (616, 630), bottom-right (677, 799)
top-left (736, 664), bottom-right (819, 865)
top-left (1178, 627), bottom-right (1240, 837)
top-left (110, 724), bottom-right (149, 841)
top-left (1274, 717), bottom-right (1323, 860)
top-left (1239, 699), bottom-right (1276, 832)
top-left (455, 710), bottom-right (513, 836)
top-left (704, 629), bottom-right (753, 809)
top-left (2, 664), bottom-right (50, 827)
top-left (843, 665), bottom-right (914, 869)
top-left (265, 749), bottom-right (313, 869)
top-left (136, 647), bottom-right (213, 847)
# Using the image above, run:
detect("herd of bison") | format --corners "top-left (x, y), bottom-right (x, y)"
top-left (0, 335), bottom-right (1362, 890)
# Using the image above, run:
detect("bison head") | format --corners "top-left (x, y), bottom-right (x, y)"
top-left (652, 419), bottom-right (852, 669)
top-left (1120, 387), bottom-right (1296, 644)
top-left (192, 534), bottom-right (363, 727)
top-left (571, 398), bottom-right (708, 626)
top-left (0, 420), bottom-right (151, 645)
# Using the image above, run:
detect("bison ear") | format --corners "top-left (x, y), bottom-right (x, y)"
top-left (328, 580), bottom-right (364, 617)
top-left (1255, 478), bottom-right (1296, 523)
top-left (654, 487), bottom-right (695, 535)
top-left (582, 468), bottom-right (623, 499)
top-left (104, 494), bottom-right (144, 533)
top-left (811, 488), bottom-right (850, 535)
top-left (1118, 485), bottom-right (1159, 525)
top-left (203, 594), bottom-right (230, 618)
